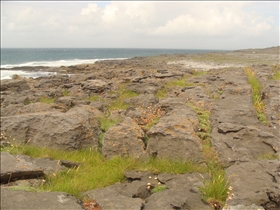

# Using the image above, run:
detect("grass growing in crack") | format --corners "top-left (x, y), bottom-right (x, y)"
top-left (108, 83), bottom-right (139, 110)
top-left (1, 144), bottom-right (207, 198)
top-left (151, 185), bottom-right (167, 193)
top-left (98, 116), bottom-right (120, 147)
top-left (244, 67), bottom-right (269, 124)
top-left (88, 95), bottom-right (99, 101)
top-left (38, 96), bottom-right (55, 104)
top-left (62, 90), bottom-right (70, 96)
top-left (187, 102), bottom-right (229, 208)
top-left (271, 64), bottom-right (280, 80)
top-left (258, 152), bottom-right (279, 160)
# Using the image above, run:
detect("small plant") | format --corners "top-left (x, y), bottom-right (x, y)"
top-left (88, 95), bottom-right (99, 101)
top-left (2, 143), bottom-right (207, 198)
top-left (258, 153), bottom-right (278, 160)
top-left (38, 96), bottom-right (55, 104)
top-left (108, 83), bottom-right (139, 111)
top-left (271, 64), bottom-right (280, 80)
top-left (98, 116), bottom-right (120, 147)
top-left (151, 185), bottom-right (167, 193)
top-left (62, 90), bottom-right (70, 96)
top-left (244, 67), bottom-right (269, 124)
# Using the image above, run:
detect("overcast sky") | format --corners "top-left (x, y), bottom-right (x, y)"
top-left (1, 1), bottom-right (279, 50)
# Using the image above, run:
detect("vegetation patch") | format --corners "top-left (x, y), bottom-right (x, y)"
top-left (98, 116), bottom-right (120, 147)
top-left (244, 67), bottom-right (269, 124)
top-left (258, 152), bottom-right (279, 160)
top-left (62, 90), bottom-right (70, 96)
top-left (271, 64), bottom-right (280, 80)
top-left (88, 95), bottom-right (99, 101)
top-left (38, 96), bottom-right (55, 104)
top-left (1, 144), bottom-right (206, 198)
top-left (108, 83), bottom-right (139, 110)
top-left (151, 185), bottom-right (167, 193)
top-left (187, 102), bottom-right (229, 208)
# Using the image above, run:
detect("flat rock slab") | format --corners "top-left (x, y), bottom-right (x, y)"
top-left (1, 152), bottom-right (44, 183)
top-left (0, 187), bottom-right (83, 209)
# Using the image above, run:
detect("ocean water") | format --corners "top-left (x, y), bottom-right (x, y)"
top-left (1, 48), bottom-right (224, 79)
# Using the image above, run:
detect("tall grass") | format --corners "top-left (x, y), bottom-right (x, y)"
top-left (244, 67), bottom-right (269, 124)
top-left (187, 102), bottom-right (229, 208)
top-left (1, 144), bottom-right (206, 198)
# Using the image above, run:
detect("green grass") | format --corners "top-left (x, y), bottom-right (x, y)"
top-left (272, 64), bottom-right (280, 80)
top-left (258, 152), bottom-right (279, 160)
top-left (1, 144), bottom-right (206, 198)
top-left (98, 116), bottom-right (120, 147)
top-left (244, 67), bottom-right (269, 124)
top-left (62, 90), bottom-right (70, 96)
top-left (151, 185), bottom-right (167, 193)
top-left (88, 95), bottom-right (99, 101)
top-left (38, 96), bottom-right (55, 104)
top-left (156, 76), bottom-right (195, 98)
top-left (108, 83), bottom-right (139, 110)
top-left (187, 102), bottom-right (228, 208)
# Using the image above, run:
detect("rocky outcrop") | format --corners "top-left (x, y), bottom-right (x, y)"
top-left (102, 117), bottom-right (145, 159)
top-left (0, 79), bottom-right (30, 93)
top-left (1, 188), bottom-right (83, 210)
top-left (147, 106), bottom-right (203, 162)
top-left (1, 105), bottom-right (102, 150)
top-left (82, 170), bottom-right (211, 210)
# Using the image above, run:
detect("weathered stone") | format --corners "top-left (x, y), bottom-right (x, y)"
top-left (1, 188), bottom-right (83, 210)
top-left (82, 183), bottom-right (144, 210)
top-left (147, 107), bottom-right (203, 161)
top-left (102, 117), bottom-right (145, 159)
top-left (1, 105), bottom-right (101, 150)
top-left (126, 82), bottom-right (163, 94)
top-left (124, 94), bottom-right (159, 108)
top-left (82, 79), bottom-right (110, 94)
top-left (1, 152), bottom-right (44, 183)
top-left (225, 160), bottom-right (280, 207)
top-left (0, 79), bottom-right (30, 93)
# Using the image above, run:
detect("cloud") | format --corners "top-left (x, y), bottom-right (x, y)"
top-left (1, 1), bottom-right (279, 49)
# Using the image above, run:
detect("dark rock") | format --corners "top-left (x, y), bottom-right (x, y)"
top-left (1, 152), bottom-right (44, 183)
top-left (1, 105), bottom-right (101, 150)
top-left (225, 160), bottom-right (280, 207)
top-left (102, 117), bottom-right (145, 159)
top-left (60, 160), bottom-right (80, 169)
top-left (1, 188), bottom-right (83, 209)
top-left (147, 107), bottom-right (203, 161)
top-left (81, 183), bottom-right (144, 210)
top-left (123, 94), bottom-right (159, 108)
top-left (126, 82), bottom-right (163, 94)
top-left (0, 79), bottom-right (30, 93)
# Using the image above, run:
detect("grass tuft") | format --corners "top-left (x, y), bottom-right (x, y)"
top-left (151, 185), bottom-right (167, 193)
top-left (38, 96), bottom-right (55, 104)
top-left (1, 144), bottom-right (206, 198)
top-left (244, 67), bottom-right (269, 124)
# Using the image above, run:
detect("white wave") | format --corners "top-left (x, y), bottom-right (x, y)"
top-left (1, 58), bottom-right (127, 69)
top-left (1, 70), bottom-right (57, 80)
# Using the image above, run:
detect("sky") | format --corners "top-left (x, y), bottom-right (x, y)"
top-left (1, 1), bottom-right (279, 50)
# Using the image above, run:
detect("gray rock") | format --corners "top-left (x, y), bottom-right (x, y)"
top-left (102, 117), bottom-right (145, 159)
top-left (124, 94), bottom-right (159, 108)
top-left (0, 188), bottom-right (83, 210)
top-left (1, 105), bottom-right (101, 150)
top-left (147, 107), bottom-right (203, 161)
top-left (82, 183), bottom-right (144, 210)
top-left (225, 160), bottom-right (280, 206)
top-left (82, 79), bottom-right (110, 94)
top-left (0, 79), bottom-right (30, 93)
top-left (1, 152), bottom-right (44, 183)
top-left (126, 82), bottom-right (163, 94)
top-left (222, 204), bottom-right (265, 210)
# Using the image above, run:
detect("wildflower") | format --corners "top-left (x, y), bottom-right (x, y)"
top-left (228, 186), bottom-right (233, 191)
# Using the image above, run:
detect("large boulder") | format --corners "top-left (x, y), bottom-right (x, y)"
top-left (102, 117), bottom-right (145, 159)
top-left (146, 107), bottom-right (203, 161)
top-left (0, 79), bottom-right (30, 93)
top-left (225, 160), bottom-right (280, 208)
top-left (1, 105), bottom-right (101, 150)
top-left (1, 152), bottom-right (44, 183)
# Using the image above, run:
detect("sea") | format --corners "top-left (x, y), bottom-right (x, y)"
top-left (0, 48), bottom-right (225, 80)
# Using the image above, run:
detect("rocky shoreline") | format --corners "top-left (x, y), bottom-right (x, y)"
top-left (1, 46), bottom-right (279, 210)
